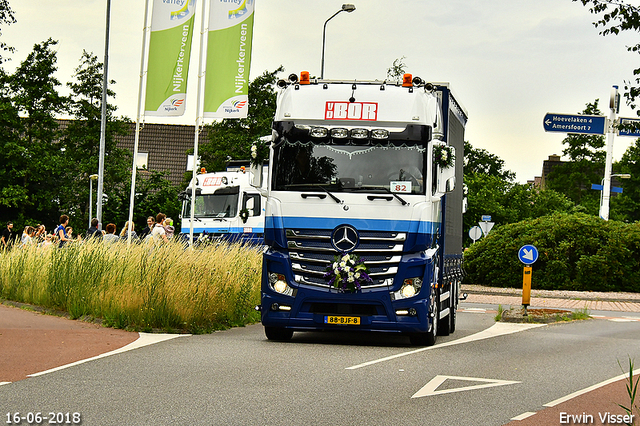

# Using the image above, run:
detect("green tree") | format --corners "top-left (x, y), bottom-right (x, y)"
top-left (463, 141), bottom-right (574, 245)
top-left (386, 56), bottom-right (407, 80)
top-left (0, 0), bottom-right (16, 64)
top-left (464, 140), bottom-right (515, 181)
top-left (574, 1), bottom-right (640, 113)
top-left (61, 50), bottom-right (133, 229)
top-left (1, 39), bottom-right (68, 229)
top-left (198, 67), bottom-right (283, 173)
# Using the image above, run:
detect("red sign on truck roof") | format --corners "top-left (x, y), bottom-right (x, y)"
top-left (325, 102), bottom-right (378, 121)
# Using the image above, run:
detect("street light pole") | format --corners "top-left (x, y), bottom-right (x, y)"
top-left (599, 86), bottom-right (621, 221)
top-left (320, 4), bottom-right (355, 80)
top-left (96, 0), bottom-right (112, 230)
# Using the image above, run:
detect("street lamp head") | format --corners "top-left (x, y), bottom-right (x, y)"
top-left (612, 173), bottom-right (632, 179)
top-left (342, 4), bottom-right (356, 12)
top-left (90, 174), bottom-right (99, 180)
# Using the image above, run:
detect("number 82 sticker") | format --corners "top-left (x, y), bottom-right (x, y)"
top-left (390, 181), bottom-right (412, 193)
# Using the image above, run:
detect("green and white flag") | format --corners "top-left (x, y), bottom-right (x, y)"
top-left (144, 0), bottom-right (197, 116)
top-left (203, 0), bottom-right (255, 119)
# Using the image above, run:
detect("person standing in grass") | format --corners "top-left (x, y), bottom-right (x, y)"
top-left (140, 216), bottom-right (155, 241)
top-left (103, 223), bottom-right (119, 244)
top-left (21, 226), bottom-right (35, 247)
top-left (86, 218), bottom-right (102, 240)
top-left (54, 215), bottom-right (73, 248)
top-left (1, 221), bottom-right (13, 250)
top-left (150, 213), bottom-right (169, 244)
top-left (119, 221), bottom-right (138, 242)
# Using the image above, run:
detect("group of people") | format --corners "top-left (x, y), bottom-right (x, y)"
top-left (1, 213), bottom-right (176, 250)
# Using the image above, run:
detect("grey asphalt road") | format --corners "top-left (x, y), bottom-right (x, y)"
top-left (2, 309), bottom-right (640, 426)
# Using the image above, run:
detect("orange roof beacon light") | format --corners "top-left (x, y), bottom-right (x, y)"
top-left (300, 71), bottom-right (311, 85)
top-left (402, 73), bottom-right (413, 87)
top-left (200, 167), bottom-right (206, 174)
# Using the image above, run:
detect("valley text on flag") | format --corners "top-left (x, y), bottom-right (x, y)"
top-left (204, 0), bottom-right (255, 119)
top-left (144, 0), bottom-right (197, 117)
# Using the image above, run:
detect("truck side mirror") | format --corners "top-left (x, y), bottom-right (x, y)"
top-left (250, 163), bottom-right (263, 188)
top-left (436, 146), bottom-right (456, 194)
top-left (245, 197), bottom-right (255, 215)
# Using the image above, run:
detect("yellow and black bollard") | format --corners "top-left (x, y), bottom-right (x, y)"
top-left (522, 266), bottom-right (532, 316)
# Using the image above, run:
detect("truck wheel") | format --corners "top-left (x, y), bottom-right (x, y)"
top-left (409, 292), bottom-right (438, 346)
top-left (264, 326), bottom-right (293, 341)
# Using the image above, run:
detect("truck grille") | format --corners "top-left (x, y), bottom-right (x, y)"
top-left (287, 228), bottom-right (405, 288)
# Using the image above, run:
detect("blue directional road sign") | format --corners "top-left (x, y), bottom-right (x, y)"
top-left (618, 118), bottom-right (640, 137)
top-left (543, 113), bottom-right (606, 135)
top-left (518, 245), bottom-right (539, 265)
top-left (591, 184), bottom-right (623, 194)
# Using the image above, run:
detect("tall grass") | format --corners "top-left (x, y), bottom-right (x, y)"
top-left (0, 240), bottom-right (263, 333)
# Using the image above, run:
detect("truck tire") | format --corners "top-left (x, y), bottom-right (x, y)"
top-left (409, 291), bottom-right (438, 346)
top-left (264, 326), bottom-right (293, 341)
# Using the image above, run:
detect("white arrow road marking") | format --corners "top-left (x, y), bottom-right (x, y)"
top-left (27, 332), bottom-right (190, 378)
top-left (346, 322), bottom-right (545, 370)
top-left (412, 375), bottom-right (521, 398)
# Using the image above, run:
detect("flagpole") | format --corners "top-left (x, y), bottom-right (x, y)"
top-left (189, 0), bottom-right (209, 248)
top-left (126, 0), bottom-right (152, 244)
top-left (96, 0), bottom-right (112, 231)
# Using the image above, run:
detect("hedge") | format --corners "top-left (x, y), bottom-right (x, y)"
top-left (463, 212), bottom-right (640, 292)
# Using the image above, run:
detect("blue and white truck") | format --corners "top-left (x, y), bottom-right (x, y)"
top-left (180, 162), bottom-right (267, 245)
top-left (252, 72), bottom-right (467, 345)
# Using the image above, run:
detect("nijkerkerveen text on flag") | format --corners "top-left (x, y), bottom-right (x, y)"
top-left (144, 0), bottom-right (197, 116)
top-left (203, 0), bottom-right (255, 119)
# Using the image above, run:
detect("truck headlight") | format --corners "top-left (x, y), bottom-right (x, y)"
top-left (269, 272), bottom-right (296, 296)
top-left (391, 278), bottom-right (423, 300)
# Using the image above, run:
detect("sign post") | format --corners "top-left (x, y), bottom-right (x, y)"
top-left (518, 245), bottom-right (538, 316)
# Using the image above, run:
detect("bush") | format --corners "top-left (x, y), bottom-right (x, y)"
top-left (464, 212), bottom-right (640, 292)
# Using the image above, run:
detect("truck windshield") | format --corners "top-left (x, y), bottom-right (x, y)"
top-left (272, 137), bottom-right (426, 195)
top-left (183, 187), bottom-right (239, 218)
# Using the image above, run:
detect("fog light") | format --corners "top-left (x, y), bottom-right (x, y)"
top-left (279, 305), bottom-right (292, 311)
top-left (395, 309), bottom-right (409, 316)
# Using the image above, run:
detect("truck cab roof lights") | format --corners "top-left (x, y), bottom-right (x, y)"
top-left (371, 129), bottom-right (389, 139)
top-left (310, 127), bottom-right (328, 138)
top-left (330, 128), bottom-right (349, 138)
top-left (288, 73), bottom-right (299, 83)
top-left (299, 71), bottom-right (310, 85)
top-left (350, 128), bottom-right (368, 139)
top-left (412, 76), bottom-right (423, 86)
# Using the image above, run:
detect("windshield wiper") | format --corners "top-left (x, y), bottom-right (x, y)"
top-left (360, 186), bottom-right (408, 206)
top-left (318, 185), bottom-right (343, 204)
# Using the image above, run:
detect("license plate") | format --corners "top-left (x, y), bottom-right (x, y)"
top-left (324, 315), bottom-right (360, 325)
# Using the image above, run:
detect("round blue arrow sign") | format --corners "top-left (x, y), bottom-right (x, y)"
top-left (518, 245), bottom-right (538, 265)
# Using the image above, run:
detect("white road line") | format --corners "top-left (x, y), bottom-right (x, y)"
top-left (0, 382), bottom-right (11, 386)
top-left (543, 371), bottom-right (640, 407)
top-left (27, 332), bottom-right (190, 378)
top-left (511, 412), bottom-right (537, 421)
top-left (346, 322), bottom-right (545, 370)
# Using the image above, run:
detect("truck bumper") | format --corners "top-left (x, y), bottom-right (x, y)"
top-left (261, 286), bottom-right (432, 334)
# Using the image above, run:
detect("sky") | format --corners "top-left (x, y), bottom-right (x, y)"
top-left (4, 0), bottom-right (640, 183)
